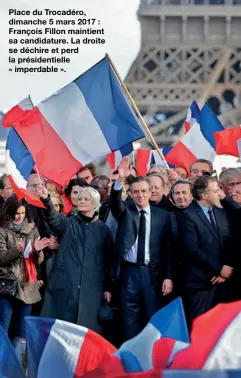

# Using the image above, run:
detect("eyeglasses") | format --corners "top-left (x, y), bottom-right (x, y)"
top-left (227, 181), bottom-right (241, 189)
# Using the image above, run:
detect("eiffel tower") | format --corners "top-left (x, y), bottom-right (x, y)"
top-left (125, 0), bottom-right (241, 147)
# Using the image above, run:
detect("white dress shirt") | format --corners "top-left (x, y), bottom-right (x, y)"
top-left (113, 181), bottom-right (151, 264)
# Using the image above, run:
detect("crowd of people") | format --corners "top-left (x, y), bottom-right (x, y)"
top-left (0, 156), bottom-right (241, 366)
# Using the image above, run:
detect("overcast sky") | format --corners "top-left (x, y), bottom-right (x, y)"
top-left (0, 0), bottom-right (140, 110)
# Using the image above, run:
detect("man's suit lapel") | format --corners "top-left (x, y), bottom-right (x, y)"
top-left (194, 202), bottom-right (220, 242)
top-left (212, 207), bottom-right (222, 243)
top-left (130, 202), bottom-right (139, 237)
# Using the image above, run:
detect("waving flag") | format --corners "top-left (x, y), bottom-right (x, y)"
top-left (25, 317), bottom-right (116, 378)
top-left (0, 325), bottom-right (25, 378)
top-left (25, 298), bottom-right (189, 377)
top-left (5, 97), bottom-right (45, 208)
top-left (107, 144), bottom-right (133, 170)
top-left (214, 126), bottom-right (241, 157)
top-left (165, 103), bottom-right (224, 171)
top-left (3, 57), bottom-right (145, 186)
top-left (170, 300), bottom-right (241, 370)
top-left (184, 101), bottom-right (201, 133)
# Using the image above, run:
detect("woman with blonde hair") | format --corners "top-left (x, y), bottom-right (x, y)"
top-left (37, 186), bottom-right (114, 335)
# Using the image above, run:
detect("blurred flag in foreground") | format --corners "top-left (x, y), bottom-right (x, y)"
top-left (0, 324), bottom-right (25, 378)
top-left (25, 298), bottom-right (189, 378)
top-left (3, 57), bottom-right (145, 186)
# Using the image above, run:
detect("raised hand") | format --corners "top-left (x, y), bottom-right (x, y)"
top-left (117, 156), bottom-right (131, 184)
top-left (34, 236), bottom-right (49, 252)
top-left (37, 185), bottom-right (49, 199)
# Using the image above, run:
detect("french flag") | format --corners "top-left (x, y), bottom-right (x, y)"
top-left (184, 101), bottom-right (201, 133)
top-left (170, 300), bottom-right (241, 370)
top-left (135, 149), bottom-right (169, 176)
top-left (165, 103), bottom-right (224, 172)
top-left (3, 57), bottom-right (145, 187)
top-left (25, 298), bottom-right (189, 377)
top-left (5, 97), bottom-right (45, 208)
top-left (106, 144), bottom-right (133, 170)
top-left (214, 125), bottom-right (241, 157)
top-left (25, 317), bottom-right (116, 378)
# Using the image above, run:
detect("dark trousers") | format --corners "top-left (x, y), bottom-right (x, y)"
top-left (183, 283), bottom-right (229, 331)
top-left (120, 262), bottom-right (158, 341)
top-left (0, 296), bottom-right (32, 338)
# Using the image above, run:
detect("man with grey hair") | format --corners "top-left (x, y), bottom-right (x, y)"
top-left (109, 156), bottom-right (173, 341)
top-left (219, 167), bottom-right (241, 195)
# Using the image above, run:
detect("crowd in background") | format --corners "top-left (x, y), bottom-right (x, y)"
top-left (0, 157), bottom-right (241, 366)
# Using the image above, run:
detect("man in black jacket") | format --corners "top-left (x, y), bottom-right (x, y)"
top-left (180, 175), bottom-right (235, 329)
top-left (109, 157), bottom-right (173, 341)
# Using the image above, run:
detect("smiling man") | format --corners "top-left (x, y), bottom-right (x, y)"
top-left (109, 156), bottom-right (173, 341)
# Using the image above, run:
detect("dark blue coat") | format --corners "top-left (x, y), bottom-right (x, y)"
top-left (40, 197), bottom-right (114, 334)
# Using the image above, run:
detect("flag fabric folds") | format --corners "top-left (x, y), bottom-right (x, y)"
top-left (25, 298), bottom-right (189, 378)
top-left (135, 149), bottom-right (169, 176)
top-left (106, 144), bottom-right (133, 170)
top-left (25, 317), bottom-right (116, 378)
top-left (214, 126), bottom-right (241, 157)
top-left (0, 325), bottom-right (25, 378)
top-left (164, 103), bottom-right (224, 171)
top-left (170, 300), bottom-right (241, 369)
top-left (184, 101), bottom-right (201, 133)
top-left (5, 97), bottom-right (45, 208)
top-left (3, 57), bottom-right (145, 186)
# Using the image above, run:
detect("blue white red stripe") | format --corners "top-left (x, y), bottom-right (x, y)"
top-left (5, 97), bottom-right (44, 208)
top-left (3, 57), bottom-right (145, 186)
top-left (165, 103), bottom-right (224, 171)
top-left (184, 101), bottom-right (201, 133)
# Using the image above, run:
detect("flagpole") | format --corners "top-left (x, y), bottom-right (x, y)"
top-left (35, 165), bottom-right (43, 187)
top-left (106, 54), bottom-right (168, 167)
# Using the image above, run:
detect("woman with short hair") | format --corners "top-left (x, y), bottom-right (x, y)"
top-left (38, 186), bottom-right (114, 335)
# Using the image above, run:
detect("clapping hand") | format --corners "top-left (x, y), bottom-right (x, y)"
top-left (48, 235), bottom-right (59, 250)
top-left (34, 236), bottom-right (49, 252)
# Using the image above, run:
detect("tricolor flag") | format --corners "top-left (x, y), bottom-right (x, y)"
top-left (3, 57), bottom-right (145, 187)
top-left (25, 298), bottom-right (189, 377)
top-left (165, 103), bottom-right (224, 172)
top-left (184, 101), bottom-right (201, 133)
top-left (25, 317), bottom-right (116, 378)
top-left (5, 97), bottom-right (45, 208)
top-left (214, 125), bottom-right (241, 157)
top-left (170, 300), bottom-right (241, 370)
top-left (106, 144), bottom-right (133, 170)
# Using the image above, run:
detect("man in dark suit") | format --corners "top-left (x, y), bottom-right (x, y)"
top-left (179, 175), bottom-right (235, 330)
top-left (109, 157), bottom-right (173, 341)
